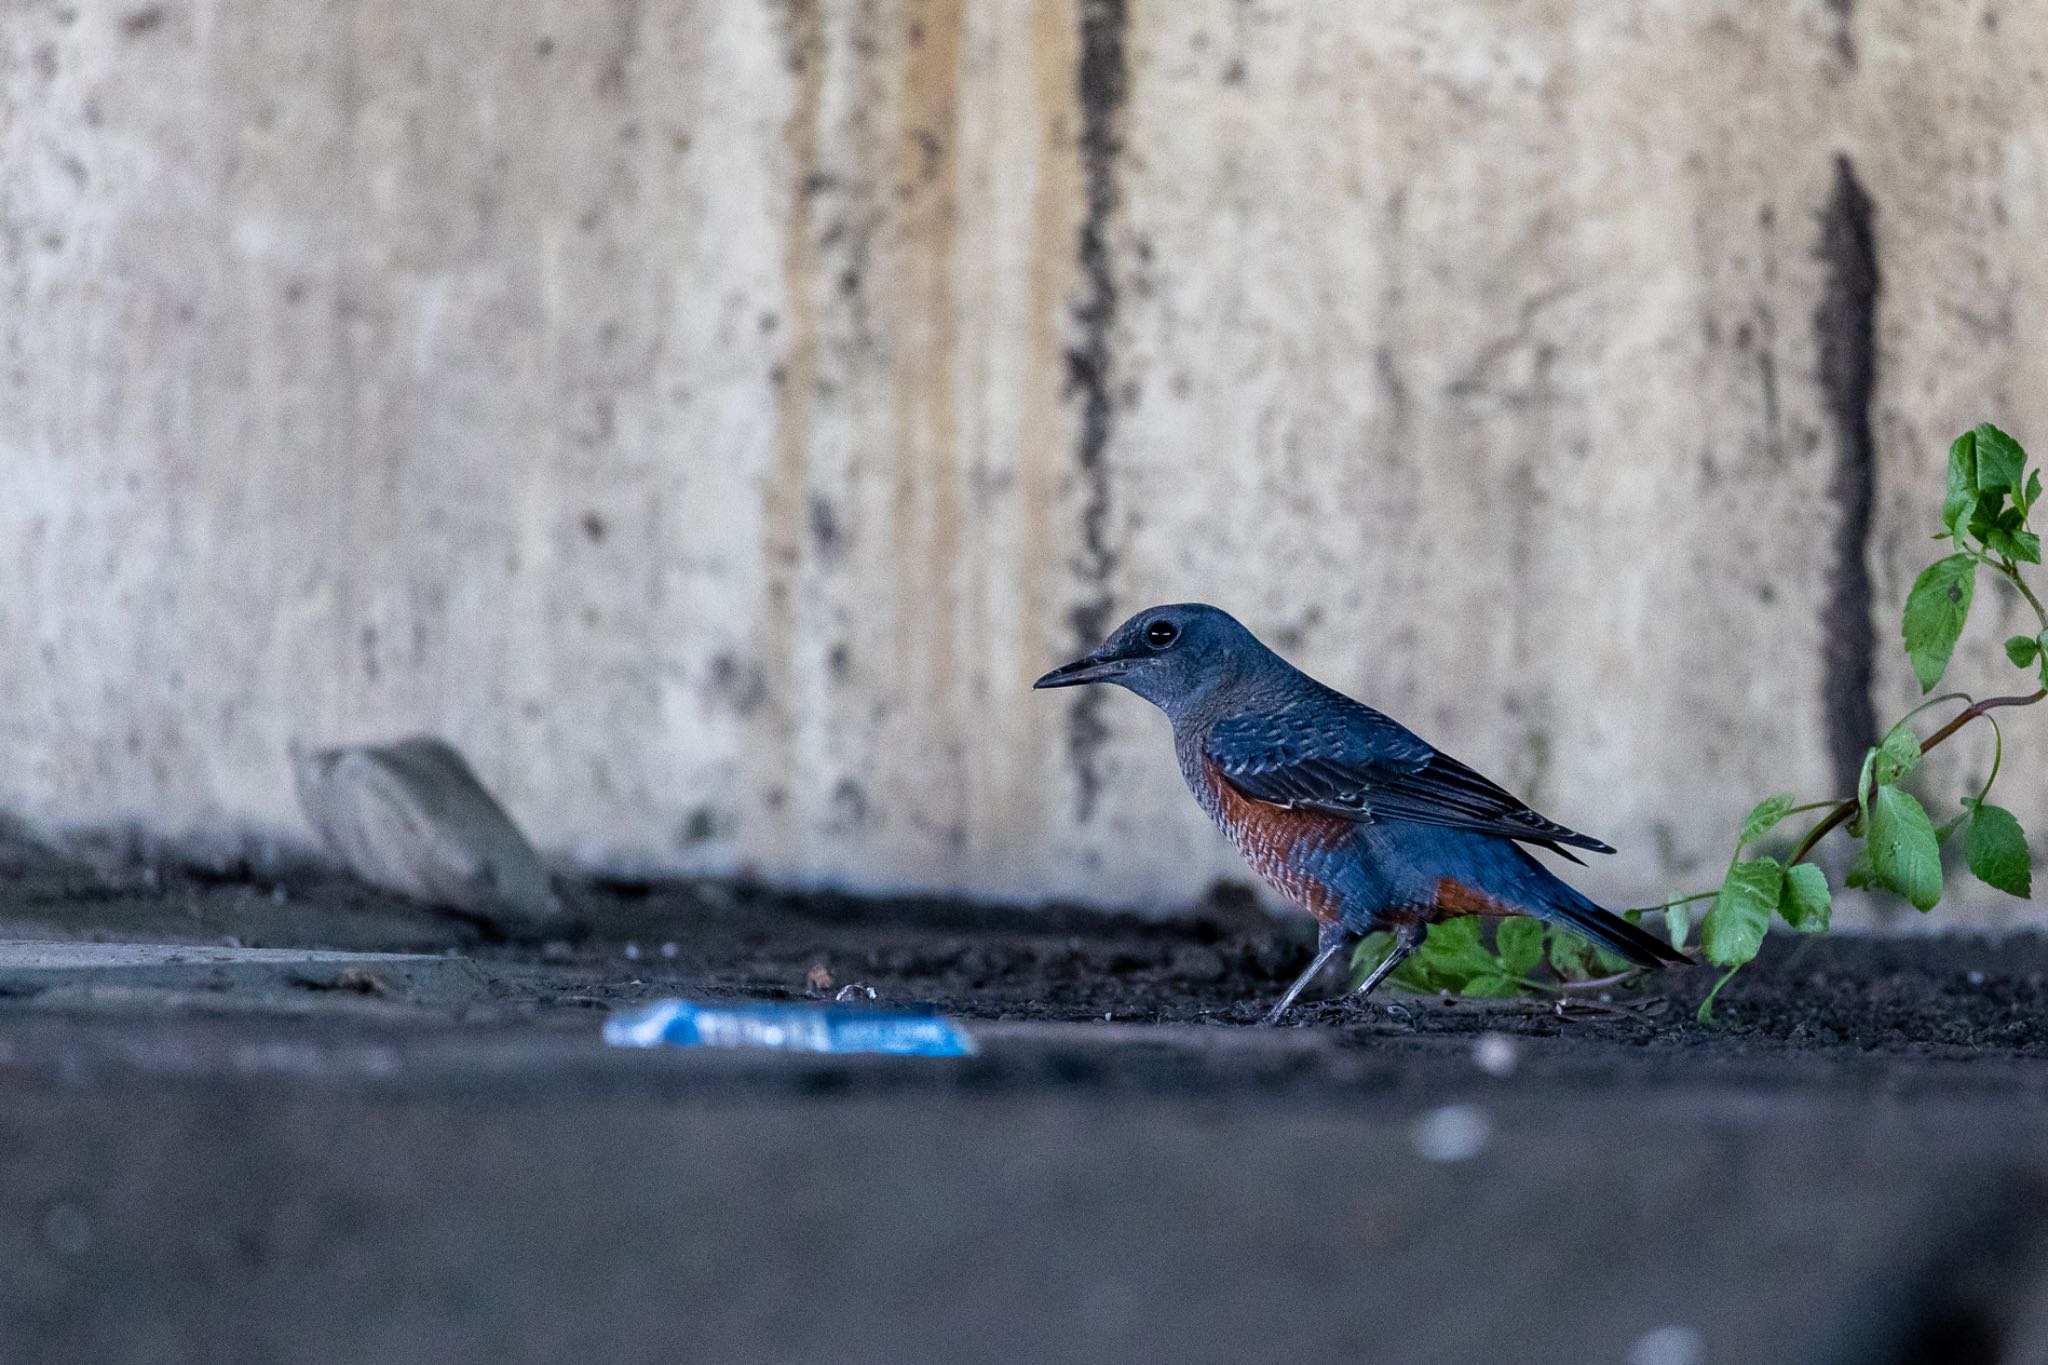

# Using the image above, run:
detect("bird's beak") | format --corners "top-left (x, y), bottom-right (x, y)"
top-left (1032, 650), bottom-right (1126, 689)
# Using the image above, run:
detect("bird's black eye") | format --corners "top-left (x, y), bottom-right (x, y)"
top-left (1144, 619), bottom-right (1178, 648)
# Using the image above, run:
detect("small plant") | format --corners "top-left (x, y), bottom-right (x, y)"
top-left (1355, 424), bottom-right (2047, 1019)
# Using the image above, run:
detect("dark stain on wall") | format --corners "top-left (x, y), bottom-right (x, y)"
top-left (1814, 154), bottom-right (1880, 795)
top-left (119, 6), bottom-right (166, 37)
top-left (1065, 0), bottom-right (1128, 822)
top-left (1826, 0), bottom-right (1856, 67)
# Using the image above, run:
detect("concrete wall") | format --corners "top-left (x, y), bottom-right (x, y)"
top-left (3, 0), bottom-right (2046, 922)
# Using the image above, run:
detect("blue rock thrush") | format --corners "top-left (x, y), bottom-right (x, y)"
top-left (1035, 603), bottom-right (1685, 1023)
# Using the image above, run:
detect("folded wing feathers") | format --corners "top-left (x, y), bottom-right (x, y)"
top-left (1209, 707), bottom-right (1615, 856)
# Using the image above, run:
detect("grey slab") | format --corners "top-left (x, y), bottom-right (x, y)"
top-left (0, 941), bottom-right (440, 970)
top-left (0, 940), bottom-right (487, 1009)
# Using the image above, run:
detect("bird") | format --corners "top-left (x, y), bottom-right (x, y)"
top-left (1034, 603), bottom-right (1686, 1023)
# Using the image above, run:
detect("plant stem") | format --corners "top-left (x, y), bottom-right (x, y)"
top-left (2007, 561), bottom-right (2048, 632)
top-left (1625, 889), bottom-right (1718, 916)
top-left (1918, 687), bottom-right (2045, 751)
top-left (1973, 716), bottom-right (2005, 806)
top-left (1785, 688), bottom-right (2048, 866)
top-left (1557, 971), bottom-right (1638, 992)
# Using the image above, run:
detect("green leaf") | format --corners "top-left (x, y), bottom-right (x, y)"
top-left (1591, 944), bottom-right (1635, 975)
top-left (1974, 422), bottom-right (2027, 494)
top-left (1391, 956), bottom-right (1442, 993)
top-left (1350, 931), bottom-right (1391, 973)
top-left (1665, 896), bottom-right (1693, 953)
top-left (1494, 918), bottom-right (1545, 979)
top-left (1350, 931), bottom-right (1436, 994)
top-left (1966, 802), bottom-right (2032, 899)
top-left (1459, 973), bottom-right (1521, 999)
top-left (1739, 794), bottom-right (1797, 846)
top-left (1984, 524), bottom-right (2042, 565)
top-left (1420, 917), bottom-right (1499, 976)
top-left (1945, 430), bottom-right (1979, 537)
top-left (1701, 858), bottom-right (1782, 968)
top-left (1867, 785), bottom-right (1943, 911)
top-left (1389, 917), bottom-right (1520, 994)
top-left (1871, 722), bottom-right (1923, 788)
top-left (2027, 469), bottom-right (2044, 515)
top-left (1901, 554), bottom-right (1977, 692)
top-left (1845, 841), bottom-right (1879, 889)
top-left (2007, 634), bottom-right (2042, 669)
top-left (1935, 809), bottom-right (1970, 846)
top-left (1545, 929), bottom-right (1597, 982)
top-left (1780, 863), bottom-right (1832, 932)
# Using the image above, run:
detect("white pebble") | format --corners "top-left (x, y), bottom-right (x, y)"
top-left (1411, 1103), bottom-right (1491, 1163)
top-left (1629, 1325), bottom-right (1705, 1365)
top-left (1968, 970), bottom-right (1986, 985)
top-left (660, 942), bottom-right (678, 959)
top-left (1472, 1032), bottom-right (1518, 1078)
top-left (623, 942), bottom-right (640, 961)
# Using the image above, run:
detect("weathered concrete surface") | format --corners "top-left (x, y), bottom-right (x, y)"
top-left (0, 939), bottom-right (480, 1005)
top-left (2, 1), bottom-right (2046, 920)
top-left (0, 941), bottom-right (430, 968)
top-left (10, 1058), bottom-right (2048, 1365)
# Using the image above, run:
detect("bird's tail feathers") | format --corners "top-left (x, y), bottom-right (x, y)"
top-left (1532, 884), bottom-right (1689, 970)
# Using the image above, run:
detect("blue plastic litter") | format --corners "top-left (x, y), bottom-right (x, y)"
top-left (603, 999), bottom-right (976, 1057)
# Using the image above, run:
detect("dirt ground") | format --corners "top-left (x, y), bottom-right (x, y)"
top-left (5, 832), bottom-right (2048, 1364)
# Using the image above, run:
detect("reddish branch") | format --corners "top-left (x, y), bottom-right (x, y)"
top-left (1785, 688), bottom-right (2048, 866)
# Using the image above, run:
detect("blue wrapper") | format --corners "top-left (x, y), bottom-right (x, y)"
top-left (603, 999), bottom-right (976, 1057)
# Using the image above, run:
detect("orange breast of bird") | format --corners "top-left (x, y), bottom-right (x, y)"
top-left (1196, 757), bottom-right (1357, 926)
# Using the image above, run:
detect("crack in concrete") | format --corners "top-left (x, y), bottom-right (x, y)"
top-left (1064, 0), bottom-right (1128, 822)
top-left (1814, 154), bottom-right (1880, 799)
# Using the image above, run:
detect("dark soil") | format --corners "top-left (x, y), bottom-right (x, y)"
top-left (6, 827), bottom-right (2047, 1060)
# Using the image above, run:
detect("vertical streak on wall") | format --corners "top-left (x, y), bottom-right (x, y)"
top-left (1814, 154), bottom-right (1881, 795)
top-left (1021, 0), bottom-right (1081, 677)
top-left (1004, 0), bottom-right (1083, 846)
top-left (326, 2), bottom-right (369, 736)
top-left (891, 1), bottom-right (965, 731)
top-left (765, 0), bottom-right (827, 844)
top-left (1064, 0), bottom-right (1127, 821)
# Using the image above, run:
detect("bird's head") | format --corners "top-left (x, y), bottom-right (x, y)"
top-left (1033, 603), bottom-right (1262, 717)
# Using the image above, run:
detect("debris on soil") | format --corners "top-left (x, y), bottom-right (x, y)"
top-left (288, 967), bottom-right (392, 997)
top-left (291, 736), bottom-right (560, 935)
top-left (604, 998), bottom-right (975, 1056)
top-left (807, 962), bottom-right (834, 992)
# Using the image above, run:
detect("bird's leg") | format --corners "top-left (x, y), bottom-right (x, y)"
top-left (1261, 920), bottom-right (1350, 1026)
top-left (1350, 921), bottom-right (1425, 1004)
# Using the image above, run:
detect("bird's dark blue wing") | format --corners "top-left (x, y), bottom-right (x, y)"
top-left (1205, 699), bottom-right (1615, 857)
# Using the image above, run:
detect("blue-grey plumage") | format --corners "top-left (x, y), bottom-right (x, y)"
top-left (1035, 602), bottom-right (1686, 1022)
